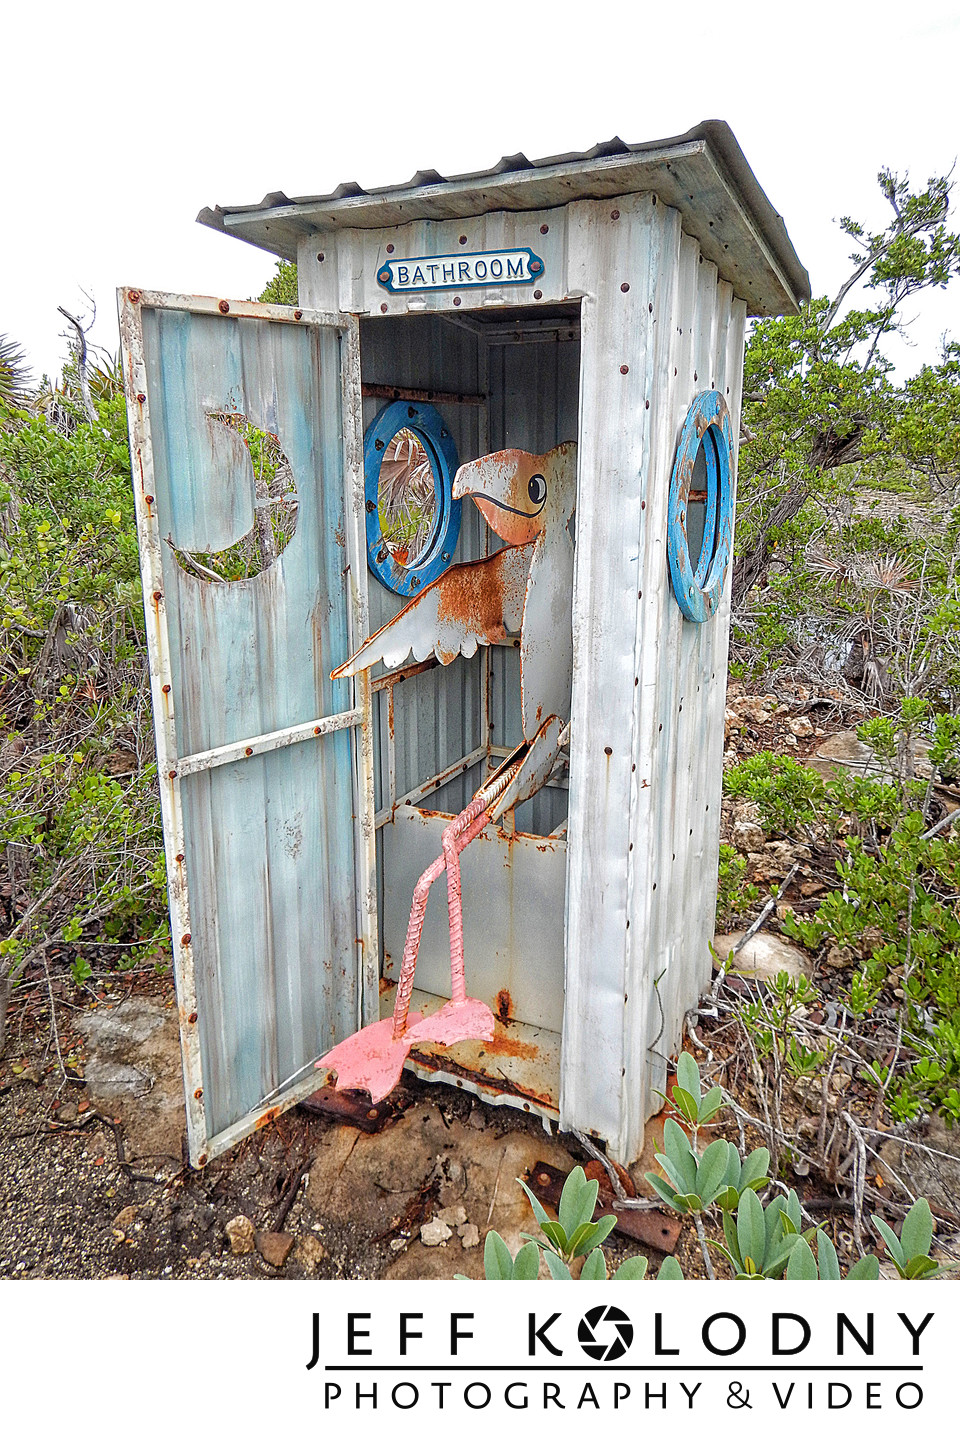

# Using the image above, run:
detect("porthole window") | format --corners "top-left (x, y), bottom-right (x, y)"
top-left (363, 400), bottom-right (461, 596)
top-left (667, 390), bottom-right (734, 622)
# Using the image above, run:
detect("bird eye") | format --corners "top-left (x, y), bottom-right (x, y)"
top-left (527, 474), bottom-right (546, 506)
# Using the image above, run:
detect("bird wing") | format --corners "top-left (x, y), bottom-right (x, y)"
top-left (332, 543), bottom-right (533, 679)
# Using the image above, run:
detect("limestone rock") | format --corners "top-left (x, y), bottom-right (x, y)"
top-left (225, 1215), bottom-right (255, 1255)
top-left (383, 1127), bottom-right (572, 1280)
top-left (881, 1116), bottom-right (960, 1210)
top-left (713, 930), bottom-right (813, 982)
top-left (72, 996), bottom-right (185, 1159)
top-left (732, 821), bottom-right (765, 853)
top-left (419, 1217), bottom-right (453, 1247)
top-left (458, 1222), bottom-right (480, 1249)
top-left (437, 1204), bottom-right (467, 1228)
top-left (295, 1234), bottom-right (327, 1271)
top-left (807, 729), bottom-right (932, 781)
top-left (730, 696), bottom-right (776, 726)
top-left (789, 716), bottom-right (815, 738)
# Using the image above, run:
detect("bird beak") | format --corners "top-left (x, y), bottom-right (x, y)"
top-left (453, 449), bottom-right (547, 547)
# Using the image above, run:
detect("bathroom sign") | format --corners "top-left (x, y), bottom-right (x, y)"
top-left (376, 247), bottom-right (544, 294)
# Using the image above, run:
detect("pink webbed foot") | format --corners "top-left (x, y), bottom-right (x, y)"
top-left (412, 997), bottom-right (495, 1048)
top-left (315, 1011), bottom-right (424, 1104)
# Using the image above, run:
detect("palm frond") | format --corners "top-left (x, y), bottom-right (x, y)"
top-left (0, 333), bottom-right (32, 408)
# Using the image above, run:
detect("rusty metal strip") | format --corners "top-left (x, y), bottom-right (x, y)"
top-left (361, 382), bottom-right (485, 407)
top-left (371, 654), bottom-right (440, 692)
top-left (527, 1162), bottom-right (681, 1254)
top-left (173, 708), bottom-right (362, 778)
top-left (130, 288), bottom-right (350, 331)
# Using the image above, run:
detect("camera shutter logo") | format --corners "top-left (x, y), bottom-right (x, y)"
top-left (578, 1305), bottom-right (635, 1362)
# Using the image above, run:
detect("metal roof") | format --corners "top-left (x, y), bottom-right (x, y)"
top-left (198, 120), bottom-right (810, 317)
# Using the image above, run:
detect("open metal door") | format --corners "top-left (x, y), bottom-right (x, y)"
top-left (119, 290), bottom-right (377, 1166)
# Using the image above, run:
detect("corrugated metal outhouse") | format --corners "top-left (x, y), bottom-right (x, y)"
top-left (120, 121), bottom-right (808, 1168)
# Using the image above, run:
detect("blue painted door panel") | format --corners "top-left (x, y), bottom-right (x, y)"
top-left (128, 298), bottom-right (365, 1157)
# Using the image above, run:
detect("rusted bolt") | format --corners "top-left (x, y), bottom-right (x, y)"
top-left (621, 282), bottom-right (630, 292)
top-left (152, 590), bottom-right (162, 601)
top-left (604, 746), bottom-right (613, 755)
top-left (314, 726), bottom-right (321, 735)
top-left (137, 392), bottom-right (146, 404)
top-left (645, 399), bottom-right (650, 409)
top-left (176, 853), bottom-right (185, 863)
top-left (641, 500), bottom-right (646, 510)
top-left (293, 309), bottom-right (303, 320)
top-left (317, 252), bottom-right (325, 262)
top-left (537, 1171), bottom-right (550, 1186)
top-left (380, 303), bottom-right (388, 313)
top-left (458, 235), bottom-right (467, 245)
top-left (244, 746), bottom-right (253, 757)
top-left (368, 1108), bottom-right (379, 1120)
top-left (162, 683), bottom-right (171, 694)
top-left (188, 1012), bottom-right (198, 1024)
top-left (145, 495), bottom-right (154, 506)
top-left (540, 224), bottom-right (549, 234)
top-left (168, 770), bottom-right (177, 780)
top-left (533, 289), bottom-right (542, 300)
top-left (611, 208), bottom-right (620, 220)
top-left (128, 289), bottom-right (141, 303)
top-left (365, 499), bottom-right (376, 513)
top-left (198, 1153), bottom-right (207, 1166)
top-left (194, 1088), bottom-right (203, 1100)
top-left (453, 296), bottom-right (461, 306)
top-left (620, 365), bottom-right (629, 375)
top-left (181, 932), bottom-right (191, 946)
top-left (441, 551), bottom-right (450, 562)
top-left (410, 576), bottom-right (420, 589)
top-left (375, 438), bottom-right (384, 451)
top-left (218, 300), bottom-right (230, 314)
top-left (386, 243), bottom-right (395, 254)
top-left (529, 259), bottom-right (542, 273)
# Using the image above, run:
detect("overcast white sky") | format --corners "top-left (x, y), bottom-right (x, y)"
top-left (3, 1), bottom-right (959, 382)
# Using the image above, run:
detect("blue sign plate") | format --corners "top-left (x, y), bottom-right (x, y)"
top-left (376, 247), bottom-right (544, 294)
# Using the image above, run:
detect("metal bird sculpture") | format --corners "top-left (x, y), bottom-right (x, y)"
top-left (316, 442), bottom-right (577, 1100)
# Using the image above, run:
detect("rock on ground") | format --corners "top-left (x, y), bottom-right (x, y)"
top-left (713, 930), bottom-right (813, 982)
top-left (303, 1101), bottom-right (572, 1279)
top-left (73, 995), bottom-right (186, 1160)
top-left (879, 1116), bottom-right (960, 1212)
top-left (225, 1214), bottom-right (255, 1255)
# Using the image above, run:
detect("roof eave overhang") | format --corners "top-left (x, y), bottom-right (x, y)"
top-left (197, 122), bottom-right (810, 317)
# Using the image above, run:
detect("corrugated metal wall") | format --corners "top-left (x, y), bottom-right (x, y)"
top-left (560, 197), bottom-right (745, 1160)
top-left (300, 194), bottom-right (745, 1158)
top-left (131, 303), bottom-right (367, 1157)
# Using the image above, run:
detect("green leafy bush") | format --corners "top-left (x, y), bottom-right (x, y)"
top-left (473, 1056), bottom-right (947, 1281)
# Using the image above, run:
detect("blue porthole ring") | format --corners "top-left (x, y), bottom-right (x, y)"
top-left (667, 390), bottom-right (734, 622)
top-left (363, 400), bottom-right (461, 597)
